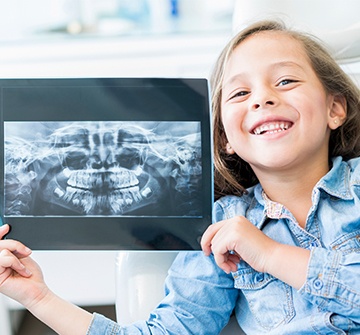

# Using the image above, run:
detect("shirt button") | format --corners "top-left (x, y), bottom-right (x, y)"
top-left (313, 279), bottom-right (323, 290)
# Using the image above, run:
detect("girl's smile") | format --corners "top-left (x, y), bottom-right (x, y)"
top-left (250, 118), bottom-right (293, 136)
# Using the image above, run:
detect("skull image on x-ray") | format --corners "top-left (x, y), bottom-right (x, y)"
top-left (4, 121), bottom-right (202, 217)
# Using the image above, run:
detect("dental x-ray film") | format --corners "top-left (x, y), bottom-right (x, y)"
top-left (0, 78), bottom-right (212, 250)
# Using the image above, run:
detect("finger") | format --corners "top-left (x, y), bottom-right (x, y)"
top-left (0, 224), bottom-right (10, 239)
top-left (0, 239), bottom-right (32, 258)
top-left (200, 222), bottom-right (223, 256)
top-left (213, 251), bottom-right (239, 274)
top-left (212, 252), bottom-right (234, 274)
top-left (228, 253), bottom-right (241, 265)
top-left (0, 249), bottom-right (32, 277)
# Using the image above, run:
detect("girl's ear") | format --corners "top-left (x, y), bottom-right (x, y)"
top-left (225, 142), bottom-right (235, 154)
top-left (220, 133), bottom-right (235, 154)
top-left (328, 94), bottom-right (347, 130)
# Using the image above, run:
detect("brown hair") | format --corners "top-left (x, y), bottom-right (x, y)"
top-left (211, 20), bottom-right (360, 200)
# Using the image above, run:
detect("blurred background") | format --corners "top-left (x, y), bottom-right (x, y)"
top-left (0, 0), bottom-right (235, 79)
top-left (1, 0), bottom-right (359, 79)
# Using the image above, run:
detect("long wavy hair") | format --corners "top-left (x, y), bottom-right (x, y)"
top-left (211, 20), bottom-right (360, 200)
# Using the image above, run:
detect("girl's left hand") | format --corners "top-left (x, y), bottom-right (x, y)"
top-left (201, 216), bottom-right (278, 274)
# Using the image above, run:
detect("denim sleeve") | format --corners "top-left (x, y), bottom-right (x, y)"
top-left (87, 252), bottom-right (238, 335)
top-left (86, 313), bottom-right (152, 335)
top-left (299, 247), bottom-right (360, 322)
top-left (156, 251), bottom-right (238, 334)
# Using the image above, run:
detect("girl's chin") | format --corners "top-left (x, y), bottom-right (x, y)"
top-left (249, 155), bottom-right (300, 172)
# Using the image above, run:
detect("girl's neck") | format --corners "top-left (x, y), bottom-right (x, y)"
top-left (257, 161), bottom-right (330, 228)
top-left (263, 180), bottom-right (314, 228)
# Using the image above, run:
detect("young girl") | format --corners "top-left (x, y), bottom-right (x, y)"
top-left (1, 19), bottom-right (360, 334)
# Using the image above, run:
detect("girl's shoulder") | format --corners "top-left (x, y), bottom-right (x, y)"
top-left (325, 157), bottom-right (360, 199)
top-left (346, 156), bottom-right (360, 173)
top-left (346, 157), bottom-right (360, 185)
top-left (329, 156), bottom-right (360, 178)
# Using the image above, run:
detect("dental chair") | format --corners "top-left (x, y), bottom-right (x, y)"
top-left (115, 251), bottom-right (243, 334)
top-left (0, 295), bottom-right (12, 335)
top-left (114, 2), bottom-right (360, 334)
top-left (233, 0), bottom-right (360, 81)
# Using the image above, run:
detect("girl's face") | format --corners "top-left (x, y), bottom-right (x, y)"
top-left (221, 31), bottom-right (345, 177)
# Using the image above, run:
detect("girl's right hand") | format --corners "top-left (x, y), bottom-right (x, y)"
top-left (1, 224), bottom-right (93, 335)
top-left (0, 224), bottom-right (49, 309)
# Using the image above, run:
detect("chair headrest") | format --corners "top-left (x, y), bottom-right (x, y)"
top-left (232, 0), bottom-right (360, 63)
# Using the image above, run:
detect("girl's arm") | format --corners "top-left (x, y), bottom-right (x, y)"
top-left (27, 289), bottom-right (93, 335)
top-left (0, 224), bottom-right (92, 335)
top-left (201, 216), bottom-right (310, 290)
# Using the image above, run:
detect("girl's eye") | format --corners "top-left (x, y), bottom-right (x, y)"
top-left (230, 90), bottom-right (250, 100)
top-left (278, 79), bottom-right (297, 86)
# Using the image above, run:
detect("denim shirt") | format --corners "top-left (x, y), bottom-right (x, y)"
top-left (87, 156), bottom-right (360, 335)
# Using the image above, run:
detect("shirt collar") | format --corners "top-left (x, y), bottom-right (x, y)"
top-left (252, 156), bottom-right (353, 226)
top-left (254, 156), bottom-right (352, 202)
top-left (316, 156), bottom-right (353, 200)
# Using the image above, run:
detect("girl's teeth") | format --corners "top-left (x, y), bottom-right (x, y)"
top-left (253, 122), bottom-right (291, 135)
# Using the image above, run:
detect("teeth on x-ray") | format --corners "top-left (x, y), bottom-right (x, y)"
top-left (4, 121), bottom-right (202, 217)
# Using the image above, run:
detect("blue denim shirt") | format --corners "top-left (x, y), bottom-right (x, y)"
top-left (87, 156), bottom-right (360, 334)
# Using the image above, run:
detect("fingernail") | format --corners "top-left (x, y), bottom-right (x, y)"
top-left (20, 264), bottom-right (32, 276)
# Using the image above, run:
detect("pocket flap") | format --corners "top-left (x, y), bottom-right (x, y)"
top-left (232, 266), bottom-right (274, 290)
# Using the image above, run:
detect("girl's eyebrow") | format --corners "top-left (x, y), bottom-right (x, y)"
top-left (222, 60), bottom-right (305, 89)
top-left (222, 73), bottom-right (246, 90)
top-left (272, 60), bottom-right (305, 72)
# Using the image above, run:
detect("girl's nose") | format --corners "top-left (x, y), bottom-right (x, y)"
top-left (251, 88), bottom-right (278, 110)
top-left (253, 100), bottom-right (275, 110)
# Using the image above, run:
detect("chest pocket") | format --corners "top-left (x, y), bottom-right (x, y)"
top-left (330, 230), bottom-right (360, 254)
top-left (232, 264), bottom-right (295, 331)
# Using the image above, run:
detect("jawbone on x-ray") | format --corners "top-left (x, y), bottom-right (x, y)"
top-left (4, 121), bottom-right (202, 217)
